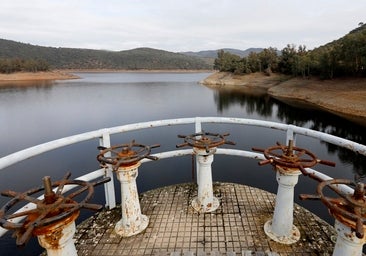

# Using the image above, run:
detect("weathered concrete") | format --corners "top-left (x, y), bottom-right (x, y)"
top-left (74, 183), bottom-right (337, 255)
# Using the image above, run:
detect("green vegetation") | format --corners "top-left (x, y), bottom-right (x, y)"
top-left (214, 23), bottom-right (366, 79)
top-left (0, 40), bottom-right (211, 73)
top-left (0, 58), bottom-right (49, 73)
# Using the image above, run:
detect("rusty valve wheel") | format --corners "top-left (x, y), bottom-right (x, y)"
top-left (0, 172), bottom-right (110, 246)
top-left (176, 131), bottom-right (236, 153)
top-left (300, 179), bottom-right (366, 239)
top-left (252, 140), bottom-right (335, 175)
top-left (97, 140), bottom-right (160, 169)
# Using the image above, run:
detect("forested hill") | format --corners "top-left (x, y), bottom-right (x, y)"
top-left (0, 39), bottom-right (211, 70)
top-left (214, 23), bottom-right (366, 79)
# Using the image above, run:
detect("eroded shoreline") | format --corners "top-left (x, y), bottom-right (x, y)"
top-left (0, 70), bottom-right (80, 82)
top-left (201, 72), bottom-right (366, 126)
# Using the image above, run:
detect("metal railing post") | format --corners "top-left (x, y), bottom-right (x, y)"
top-left (195, 117), bottom-right (202, 133)
top-left (99, 132), bottom-right (116, 209)
top-left (286, 125), bottom-right (297, 146)
top-left (195, 118), bottom-right (202, 184)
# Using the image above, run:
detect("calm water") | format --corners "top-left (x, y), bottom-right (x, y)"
top-left (1, 72), bottom-right (366, 255)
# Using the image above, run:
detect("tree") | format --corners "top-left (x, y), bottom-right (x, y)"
top-left (278, 44), bottom-right (298, 75)
top-left (247, 52), bottom-right (260, 73)
top-left (214, 50), bottom-right (241, 72)
top-left (258, 47), bottom-right (279, 73)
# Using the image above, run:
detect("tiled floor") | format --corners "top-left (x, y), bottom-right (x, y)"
top-left (75, 183), bottom-right (337, 255)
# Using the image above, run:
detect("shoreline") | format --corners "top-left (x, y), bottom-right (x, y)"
top-left (0, 69), bottom-right (213, 83)
top-left (0, 70), bottom-right (79, 82)
top-left (67, 68), bottom-right (213, 73)
top-left (201, 72), bottom-right (366, 126)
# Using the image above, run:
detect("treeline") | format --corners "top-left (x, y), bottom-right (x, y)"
top-left (214, 23), bottom-right (366, 79)
top-left (0, 58), bottom-right (49, 74)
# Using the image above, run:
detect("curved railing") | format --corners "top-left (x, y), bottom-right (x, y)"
top-left (1, 116), bottom-right (366, 237)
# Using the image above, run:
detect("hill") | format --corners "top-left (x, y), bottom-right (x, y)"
top-left (308, 22), bottom-right (366, 77)
top-left (180, 48), bottom-right (263, 58)
top-left (0, 39), bottom-right (211, 70)
top-left (180, 48), bottom-right (263, 66)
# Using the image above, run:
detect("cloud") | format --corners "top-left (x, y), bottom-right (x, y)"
top-left (0, 0), bottom-right (365, 52)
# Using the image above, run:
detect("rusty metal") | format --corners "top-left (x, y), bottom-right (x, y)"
top-left (0, 172), bottom-right (110, 246)
top-left (97, 140), bottom-right (160, 169)
top-left (252, 140), bottom-right (335, 175)
top-left (300, 179), bottom-right (366, 239)
top-left (176, 131), bottom-right (235, 153)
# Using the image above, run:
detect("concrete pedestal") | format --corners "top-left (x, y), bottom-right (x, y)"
top-left (264, 166), bottom-right (301, 244)
top-left (191, 147), bottom-right (219, 213)
top-left (115, 162), bottom-right (148, 236)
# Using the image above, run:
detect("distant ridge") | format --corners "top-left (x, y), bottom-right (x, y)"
top-left (0, 39), bottom-right (211, 70)
top-left (180, 48), bottom-right (263, 58)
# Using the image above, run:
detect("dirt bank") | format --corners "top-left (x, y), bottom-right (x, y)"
top-left (201, 72), bottom-right (286, 95)
top-left (201, 72), bottom-right (366, 125)
top-left (0, 70), bottom-right (79, 83)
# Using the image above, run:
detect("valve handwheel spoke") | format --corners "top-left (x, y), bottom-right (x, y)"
top-left (295, 150), bottom-right (306, 158)
top-left (55, 172), bottom-right (72, 196)
top-left (4, 208), bottom-right (40, 220)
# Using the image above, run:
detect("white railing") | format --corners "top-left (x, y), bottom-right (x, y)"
top-left (0, 117), bottom-right (365, 237)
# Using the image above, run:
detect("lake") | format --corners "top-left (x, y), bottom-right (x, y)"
top-left (0, 72), bottom-right (365, 255)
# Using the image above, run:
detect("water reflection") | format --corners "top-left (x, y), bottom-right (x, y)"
top-left (0, 80), bottom-right (54, 90)
top-left (213, 89), bottom-right (366, 177)
top-left (214, 90), bottom-right (273, 117)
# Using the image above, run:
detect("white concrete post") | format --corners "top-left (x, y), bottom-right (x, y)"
top-left (264, 166), bottom-right (301, 244)
top-left (191, 147), bottom-right (219, 213)
top-left (332, 219), bottom-right (366, 256)
top-left (35, 212), bottom-right (79, 256)
top-left (114, 162), bottom-right (148, 237)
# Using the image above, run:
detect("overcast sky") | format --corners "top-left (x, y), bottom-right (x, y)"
top-left (1, 0), bottom-right (365, 52)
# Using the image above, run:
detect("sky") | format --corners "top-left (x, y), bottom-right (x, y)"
top-left (1, 0), bottom-right (365, 52)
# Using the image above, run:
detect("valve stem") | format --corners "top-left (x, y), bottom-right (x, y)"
top-left (286, 140), bottom-right (294, 157)
top-left (354, 182), bottom-right (365, 201)
top-left (43, 176), bottom-right (56, 204)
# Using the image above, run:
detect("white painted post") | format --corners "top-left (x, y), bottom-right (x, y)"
top-left (286, 126), bottom-right (297, 146)
top-left (36, 212), bottom-right (79, 256)
top-left (332, 220), bottom-right (366, 256)
top-left (264, 166), bottom-right (301, 244)
top-left (191, 147), bottom-right (219, 213)
top-left (194, 118), bottom-right (202, 184)
top-left (114, 162), bottom-right (148, 237)
top-left (99, 133), bottom-right (116, 209)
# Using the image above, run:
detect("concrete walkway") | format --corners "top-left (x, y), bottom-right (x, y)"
top-left (74, 183), bottom-right (337, 255)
